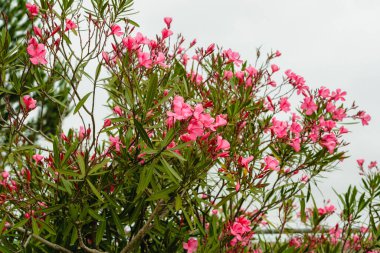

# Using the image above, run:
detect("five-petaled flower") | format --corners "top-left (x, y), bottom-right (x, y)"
top-left (27, 38), bottom-right (47, 65)
top-left (183, 238), bottom-right (198, 253)
top-left (65, 19), bottom-right (77, 31)
top-left (22, 95), bottom-right (37, 111)
top-left (110, 24), bottom-right (124, 37)
top-left (26, 3), bottom-right (39, 16)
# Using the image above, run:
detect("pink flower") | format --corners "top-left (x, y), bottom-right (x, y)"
top-left (155, 52), bottom-right (167, 68)
top-left (113, 106), bottom-right (123, 116)
top-left (320, 133), bottom-right (337, 154)
top-left (357, 159), bottom-right (364, 168)
top-left (290, 121), bottom-right (302, 135)
top-left (109, 136), bottom-right (123, 152)
top-left (368, 161), bottom-right (378, 169)
top-left (301, 97), bottom-right (317, 115)
top-left (33, 154), bottom-right (44, 163)
top-left (187, 72), bottom-right (203, 85)
top-left (318, 86), bottom-right (330, 99)
top-left (2, 171), bottom-right (9, 179)
top-left (318, 204), bottom-right (336, 215)
top-left (285, 70), bottom-right (309, 95)
top-left (187, 118), bottom-right (204, 139)
top-left (33, 26), bottom-right (42, 38)
top-left (325, 204), bottom-right (336, 213)
top-left (223, 70), bottom-right (234, 81)
top-left (245, 65), bottom-right (257, 77)
top-left (78, 126), bottom-right (90, 141)
top-left (331, 88), bottom-right (346, 101)
top-left (279, 97), bottom-right (291, 112)
top-left (329, 224), bottom-right (342, 245)
top-left (325, 102), bottom-right (335, 113)
top-left (223, 49), bottom-right (243, 66)
top-left (103, 119), bottom-right (112, 127)
top-left (332, 107), bottom-right (346, 121)
top-left (110, 24), bottom-right (123, 36)
top-left (164, 17), bottom-right (172, 28)
top-left (275, 50), bottom-right (281, 57)
top-left (270, 117), bottom-right (288, 138)
top-left (289, 137), bottom-right (301, 152)
top-left (235, 182), bottom-right (240, 192)
top-left (167, 96), bottom-right (193, 121)
top-left (289, 237), bottom-right (302, 248)
top-left (206, 43), bottom-right (215, 55)
top-left (271, 64), bottom-right (279, 73)
top-left (65, 19), bottom-right (77, 31)
top-left (26, 3), bottom-right (39, 16)
top-left (210, 114), bottom-right (227, 131)
top-left (138, 52), bottom-right (152, 68)
top-left (122, 36), bottom-right (139, 51)
top-left (357, 111), bottom-right (371, 126)
top-left (161, 28), bottom-right (173, 40)
top-left (135, 32), bottom-right (150, 45)
top-left (230, 216), bottom-right (251, 241)
top-left (215, 135), bottom-right (230, 151)
top-left (300, 174), bottom-right (309, 183)
top-left (183, 238), bottom-right (198, 253)
top-left (22, 95), bottom-right (37, 111)
top-left (339, 126), bottom-right (348, 134)
top-left (264, 155), bottom-right (279, 171)
top-left (238, 156), bottom-right (254, 169)
top-left (27, 38), bottom-right (47, 65)
top-left (102, 51), bottom-right (110, 64)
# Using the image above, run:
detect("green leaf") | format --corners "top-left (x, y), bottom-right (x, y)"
top-left (134, 118), bottom-right (153, 148)
top-left (160, 157), bottom-right (182, 183)
top-left (145, 73), bottom-right (158, 109)
top-left (77, 154), bottom-right (86, 178)
top-left (96, 220), bottom-right (106, 245)
top-left (88, 209), bottom-right (105, 221)
top-left (56, 169), bottom-right (81, 177)
top-left (0, 87), bottom-right (16, 94)
top-left (74, 92), bottom-right (92, 114)
top-left (61, 178), bottom-right (73, 195)
top-left (34, 204), bottom-right (64, 215)
top-left (300, 192), bottom-right (306, 223)
top-left (32, 218), bottom-right (40, 235)
top-left (0, 216), bottom-right (7, 234)
top-left (175, 195), bottom-right (182, 211)
top-left (10, 219), bottom-right (28, 232)
top-left (95, 63), bottom-right (102, 82)
top-left (147, 185), bottom-right (177, 201)
top-left (111, 209), bottom-right (125, 236)
top-left (87, 179), bottom-right (103, 201)
top-left (37, 219), bottom-right (56, 235)
top-left (137, 166), bottom-right (153, 195)
top-left (215, 192), bottom-right (236, 208)
top-left (89, 158), bottom-right (109, 175)
top-left (70, 227), bottom-right (78, 245)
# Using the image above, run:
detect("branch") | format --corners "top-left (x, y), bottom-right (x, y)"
top-left (120, 201), bottom-right (163, 253)
top-left (15, 227), bottom-right (72, 253)
top-left (77, 225), bottom-right (108, 253)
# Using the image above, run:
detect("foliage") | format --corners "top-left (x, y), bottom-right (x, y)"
top-left (0, 1), bottom-right (378, 252)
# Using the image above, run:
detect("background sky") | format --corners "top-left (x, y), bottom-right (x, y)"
top-left (130, 0), bottom-right (380, 206)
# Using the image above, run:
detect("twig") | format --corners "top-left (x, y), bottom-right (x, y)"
top-left (77, 225), bottom-right (108, 253)
top-left (15, 227), bottom-right (73, 253)
top-left (120, 201), bottom-right (163, 253)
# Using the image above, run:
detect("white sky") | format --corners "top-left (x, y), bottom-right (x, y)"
top-left (65, 0), bottom-right (380, 211)
top-left (131, 0), bottom-right (380, 206)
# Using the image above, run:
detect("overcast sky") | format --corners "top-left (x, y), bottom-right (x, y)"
top-left (67, 0), bottom-right (379, 208)
top-left (130, 0), bottom-right (380, 205)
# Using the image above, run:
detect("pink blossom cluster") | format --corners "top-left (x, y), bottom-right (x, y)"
top-left (166, 95), bottom-right (229, 158)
